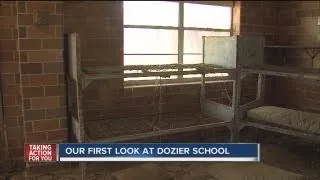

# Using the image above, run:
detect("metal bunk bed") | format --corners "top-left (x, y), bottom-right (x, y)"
top-left (234, 44), bottom-right (320, 142)
top-left (65, 33), bottom-right (247, 145)
top-left (65, 33), bottom-right (266, 179)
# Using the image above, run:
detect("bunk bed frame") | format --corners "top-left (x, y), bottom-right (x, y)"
top-left (66, 33), bottom-right (242, 145)
top-left (66, 33), bottom-right (244, 179)
top-left (65, 32), bottom-right (319, 179)
top-left (235, 50), bottom-right (320, 142)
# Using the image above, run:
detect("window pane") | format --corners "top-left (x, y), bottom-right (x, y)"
top-left (184, 30), bottom-right (230, 54)
top-left (124, 1), bottom-right (179, 26)
top-left (183, 55), bottom-right (202, 78)
top-left (124, 55), bottom-right (178, 81)
top-left (124, 55), bottom-right (178, 65)
top-left (183, 55), bottom-right (202, 64)
top-left (184, 3), bottom-right (232, 29)
top-left (124, 28), bottom-right (178, 54)
top-left (182, 55), bottom-right (228, 78)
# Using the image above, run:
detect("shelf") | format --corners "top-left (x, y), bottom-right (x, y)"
top-left (241, 65), bottom-right (320, 80)
top-left (265, 45), bottom-right (320, 49)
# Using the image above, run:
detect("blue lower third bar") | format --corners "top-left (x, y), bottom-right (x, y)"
top-left (58, 143), bottom-right (260, 162)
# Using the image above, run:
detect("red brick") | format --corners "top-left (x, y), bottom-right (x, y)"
top-left (33, 119), bottom-right (60, 131)
top-left (48, 15), bottom-right (63, 25)
top-left (26, 2), bottom-right (55, 13)
top-left (2, 95), bottom-right (17, 106)
top-left (55, 3), bottom-right (63, 14)
top-left (20, 39), bottom-right (42, 50)
top-left (0, 40), bottom-right (17, 51)
top-left (2, 85), bottom-right (20, 95)
top-left (7, 138), bottom-right (24, 148)
top-left (27, 26), bottom-right (55, 38)
top-left (19, 26), bottom-right (26, 38)
top-left (45, 108), bottom-right (66, 119)
top-left (0, 52), bottom-right (16, 62)
top-left (0, 62), bottom-right (19, 74)
top-left (21, 63), bottom-right (43, 74)
top-left (29, 74), bottom-right (58, 86)
top-left (28, 51), bottom-right (58, 62)
top-left (57, 74), bottom-right (65, 85)
top-left (0, 5), bottom-right (12, 16)
top-left (5, 117), bottom-right (19, 127)
top-left (10, 24), bottom-right (16, 34)
top-left (23, 86), bottom-right (44, 98)
top-left (43, 62), bottom-right (64, 73)
top-left (8, 148), bottom-right (24, 158)
top-left (24, 99), bottom-right (31, 109)
top-left (59, 96), bottom-right (66, 107)
top-left (25, 122), bottom-right (33, 132)
top-left (41, 39), bottom-right (63, 49)
top-left (47, 129), bottom-right (67, 141)
top-left (30, 97), bottom-right (60, 109)
top-left (22, 75), bottom-right (30, 85)
top-left (6, 126), bottom-right (24, 140)
top-left (44, 85), bottom-right (65, 96)
top-left (20, 51), bottom-right (28, 62)
top-left (26, 132), bottom-right (47, 143)
top-left (55, 27), bottom-right (63, 38)
top-left (18, 2), bottom-right (26, 13)
top-left (0, 29), bottom-right (13, 39)
top-left (24, 109), bottom-right (46, 121)
top-left (0, 16), bottom-right (16, 27)
top-left (18, 14), bottom-right (33, 25)
top-left (59, 118), bottom-right (67, 128)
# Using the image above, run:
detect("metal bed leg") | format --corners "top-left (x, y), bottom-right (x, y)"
top-left (230, 123), bottom-right (239, 143)
top-left (80, 162), bottom-right (86, 180)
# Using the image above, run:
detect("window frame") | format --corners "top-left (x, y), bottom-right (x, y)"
top-left (123, 1), bottom-right (233, 86)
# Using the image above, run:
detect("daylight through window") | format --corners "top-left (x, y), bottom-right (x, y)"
top-left (123, 1), bottom-right (232, 81)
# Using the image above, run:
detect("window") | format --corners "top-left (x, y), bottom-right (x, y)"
top-left (123, 1), bottom-right (232, 82)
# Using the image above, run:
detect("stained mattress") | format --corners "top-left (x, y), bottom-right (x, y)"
top-left (247, 106), bottom-right (320, 134)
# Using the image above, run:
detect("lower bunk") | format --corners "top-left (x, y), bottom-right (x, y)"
top-left (84, 112), bottom-right (231, 143)
top-left (240, 106), bottom-right (320, 142)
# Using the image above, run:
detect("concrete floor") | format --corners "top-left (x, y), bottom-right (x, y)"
top-left (1, 128), bottom-right (319, 180)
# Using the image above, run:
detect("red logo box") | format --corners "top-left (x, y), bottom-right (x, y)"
top-left (24, 144), bottom-right (57, 162)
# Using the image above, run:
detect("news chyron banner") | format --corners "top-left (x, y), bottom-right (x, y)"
top-left (25, 143), bottom-right (260, 162)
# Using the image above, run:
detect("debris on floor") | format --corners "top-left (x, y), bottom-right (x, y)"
top-left (111, 163), bottom-right (173, 180)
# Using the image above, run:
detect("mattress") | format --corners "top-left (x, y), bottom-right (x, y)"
top-left (247, 106), bottom-right (320, 134)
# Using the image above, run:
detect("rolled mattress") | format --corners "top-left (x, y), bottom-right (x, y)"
top-left (247, 106), bottom-right (320, 134)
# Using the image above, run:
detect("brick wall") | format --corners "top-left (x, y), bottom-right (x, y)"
top-left (0, 1), bottom-right (23, 169)
top-left (273, 1), bottom-right (320, 112)
top-left (238, 1), bottom-right (280, 105)
top-left (18, 1), bottom-right (67, 144)
top-left (0, 1), bottom-right (67, 170)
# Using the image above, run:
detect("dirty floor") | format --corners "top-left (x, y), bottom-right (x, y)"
top-left (1, 129), bottom-right (319, 180)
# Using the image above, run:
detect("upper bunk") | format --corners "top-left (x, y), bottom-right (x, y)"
top-left (82, 63), bottom-right (234, 80)
top-left (68, 34), bottom-right (265, 87)
top-left (241, 65), bottom-right (320, 80)
top-left (239, 43), bottom-right (320, 80)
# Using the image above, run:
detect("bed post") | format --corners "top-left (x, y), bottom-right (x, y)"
top-left (257, 73), bottom-right (265, 102)
top-left (232, 69), bottom-right (242, 142)
top-left (68, 32), bottom-right (86, 180)
top-left (200, 37), bottom-right (206, 113)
